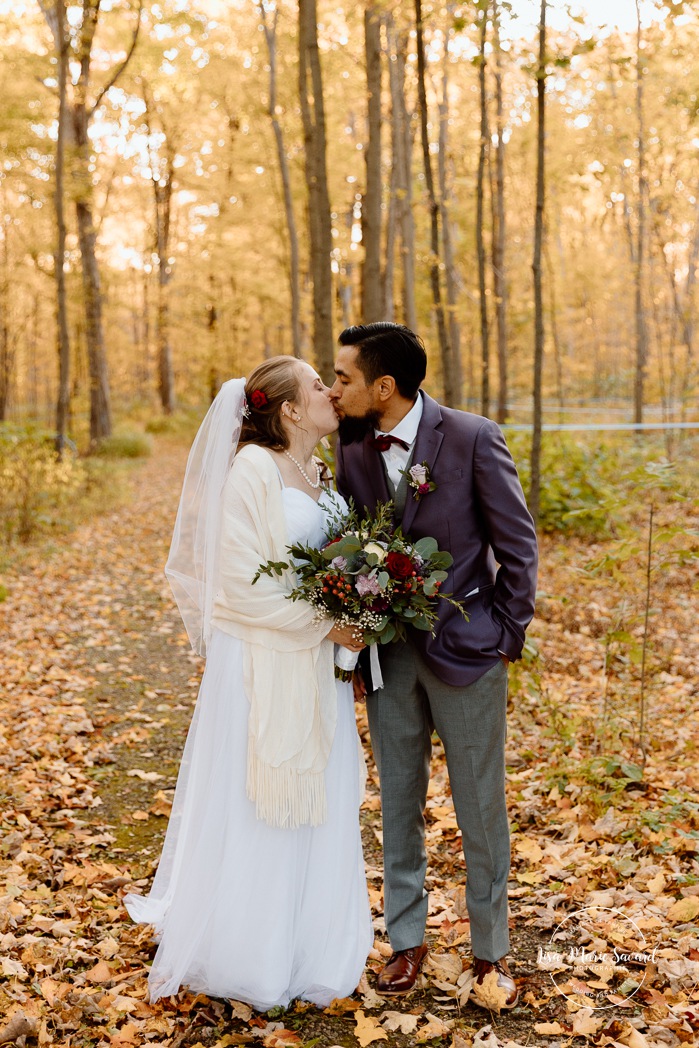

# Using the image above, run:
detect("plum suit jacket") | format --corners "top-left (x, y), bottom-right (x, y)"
top-left (335, 391), bottom-right (538, 688)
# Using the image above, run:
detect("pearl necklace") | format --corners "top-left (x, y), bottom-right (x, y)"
top-left (283, 450), bottom-right (322, 489)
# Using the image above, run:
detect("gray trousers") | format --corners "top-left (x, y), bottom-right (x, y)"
top-left (366, 643), bottom-right (510, 962)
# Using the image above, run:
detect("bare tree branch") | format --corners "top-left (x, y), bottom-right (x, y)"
top-left (90, 0), bottom-right (144, 116)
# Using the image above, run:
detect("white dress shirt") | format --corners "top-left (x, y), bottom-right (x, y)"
top-left (375, 394), bottom-right (424, 491)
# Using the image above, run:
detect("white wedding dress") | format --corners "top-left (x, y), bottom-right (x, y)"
top-left (125, 486), bottom-right (373, 1010)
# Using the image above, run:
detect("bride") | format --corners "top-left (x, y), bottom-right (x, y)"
top-left (125, 356), bottom-right (373, 1010)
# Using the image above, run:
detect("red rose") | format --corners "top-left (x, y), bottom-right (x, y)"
top-left (250, 389), bottom-right (268, 409)
top-left (386, 551), bottom-right (414, 580)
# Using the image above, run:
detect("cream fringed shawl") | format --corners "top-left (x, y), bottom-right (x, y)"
top-left (210, 444), bottom-right (337, 829)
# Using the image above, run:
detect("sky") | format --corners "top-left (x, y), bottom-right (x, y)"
top-left (508, 0), bottom-right (665, 37)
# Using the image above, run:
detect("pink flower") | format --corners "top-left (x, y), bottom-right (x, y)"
top-left (418, 483), bottom-right (430, 494)
top-left (356, 573), bottom-right (381, 597)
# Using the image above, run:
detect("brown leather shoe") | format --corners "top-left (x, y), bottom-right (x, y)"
top-left (472, 956), bottom-right (519, 1009)
top-left (376, 944), bottom-right (429, 995)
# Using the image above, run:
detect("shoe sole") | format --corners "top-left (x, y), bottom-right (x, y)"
top-left (376, 984), bottom-right (421, 996)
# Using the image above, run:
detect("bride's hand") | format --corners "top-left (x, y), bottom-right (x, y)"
top-left (327, 623), bottom-right (366, 651)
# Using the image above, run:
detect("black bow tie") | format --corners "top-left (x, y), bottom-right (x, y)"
top-left (369, 434), bottom-right (410, 453)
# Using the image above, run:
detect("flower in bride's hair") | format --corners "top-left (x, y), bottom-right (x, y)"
top-left (249, 389), bottom-right (268, 409)
top-left (242, 397), bottom-right (251, 419)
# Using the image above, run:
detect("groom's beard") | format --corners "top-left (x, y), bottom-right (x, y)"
top-left (338, 410), bottom-right (381, 445)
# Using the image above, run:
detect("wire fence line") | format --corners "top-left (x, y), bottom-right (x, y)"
top-left (501, 421), bottom-right (699, 432)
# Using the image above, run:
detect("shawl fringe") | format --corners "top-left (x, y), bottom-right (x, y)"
top-left (247, 736), bottom-right (328, 829)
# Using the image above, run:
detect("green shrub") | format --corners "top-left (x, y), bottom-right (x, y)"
top-left (506, 433), bottom-right (620, 536)
top-left (144, 407), bottom-right (205, 439)
top-left (0, 425), bottom-right (87, 544)
top-left (93, 431), bottom-right (152, 459)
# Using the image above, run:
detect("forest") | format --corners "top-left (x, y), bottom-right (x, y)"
top-left (0, 1), bottom-right (698, 1047)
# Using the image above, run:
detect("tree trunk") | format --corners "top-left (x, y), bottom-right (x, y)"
top-left (386, 17), bottom-right (416, 331)
top-left (141, 80), bottom-right (176, 415)
top-left (47, 0), bottom-right (142, 447)
top-left (260, 3), bottom-right (302, 358)
top-left (74, 187), bottom-right (112, 444)
top-left (529, 0), bottom-right (546, 525)
top-left (298, 0), bottom-right (334, 381)
top-left (156, 181), bottom-right (175, 414)
top-left (362, 4), bottom-right (383, 322)
top-left (476, 0), bottom-right (490, 416)
top-left (415, 0), bottom-right (455, 404)
top-left (633, 0), bottom-right (649, 425)
top-left (54, 0), bottom-right (71, 451)
top-left (438, 5), bottom-right (462, 406)
top-left (0, 217), bottom-right (11, 421)
top-left (491, 0), bottom-right (508, 423)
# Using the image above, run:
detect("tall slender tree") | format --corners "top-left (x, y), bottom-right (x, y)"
top-left (259, 1), bottom-right (302, 358)
top-left (438, 2), bottom-right (462, 405)
top-left (39, 0), bottom-right (73, 451)
top-left (38, 0), bottom-right (143, 447)
top-left (633, 0), bottom-right (649, 425)
top-left (529, 0), bottom-right (547, 524)
top-left (141, 81), bottom-right (175, 415)
top-left (298, 0), bottom-right (334, 380)
top-left (362, 4), bottom-right (383, 322)
top-left (415, 0), bottom-right (456, 404)
top-left (385, 15), bottom-right (416, 330)
top-left (491, 0), bottom-right (508, 423)
top-left (475, 0), bottom-right (490, 415)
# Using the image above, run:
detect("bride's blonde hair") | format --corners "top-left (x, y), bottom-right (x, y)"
top-left (239, 356), bottom-right (304, 450)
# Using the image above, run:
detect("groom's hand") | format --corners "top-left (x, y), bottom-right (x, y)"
top-left (352, 667), bottom-right (367, 703)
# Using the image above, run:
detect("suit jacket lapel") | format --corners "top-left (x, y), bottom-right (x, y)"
top-left (401, 392), bottom-right (444, 533)
top-left (362, 434), bottom-right (392, 507)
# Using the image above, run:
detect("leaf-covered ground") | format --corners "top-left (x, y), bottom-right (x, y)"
top-left (1, 436), bottom-right (698, 1048)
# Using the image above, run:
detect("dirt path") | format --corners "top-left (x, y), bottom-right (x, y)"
top-left (1, 436), bottom-right (697, 1047)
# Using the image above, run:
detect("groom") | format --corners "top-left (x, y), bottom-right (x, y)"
top-left (330, 323), bottom-right (538, 1005)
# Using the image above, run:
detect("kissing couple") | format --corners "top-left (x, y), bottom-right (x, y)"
top-left (125, 322), bottom-right (538, 1011)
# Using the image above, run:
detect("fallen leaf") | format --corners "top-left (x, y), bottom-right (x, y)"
top-left (424, 951), bottom-right (463, 984)
top-left (262, 1030), bottom-right (302, 1047)
top-left (533, 1022), bottom-right (565, 1034)
top-left (126, 769), bottom-right (164, 782)
top-left (472, 1026), bottom-right (501, 1048)
top-left (666, 897), bottom-right (699, 923)
top-left (325, 997), bottom-right (361, 1015)
top-left (472, 970), bottom-right (510, 1013)
top-left (354, 1009), bottom-right (389, 1046)
top-left (379, 1010), bottom-right (419, 1034)
top-left (571, 1009), bottom-right (603, 1036)
top-left (419, 1012), bottom-right (454, 1039)
top-left (515, 839), bottom-right (544, 863)
top-left (0, 1011), bottom-right (38, 1045)
top-left (618, 1026), bottom-right (650, 1048)
top-left (85, 960), bottom-right (112, 984)
top-left (228, 1000), bottom-right (253, 1022)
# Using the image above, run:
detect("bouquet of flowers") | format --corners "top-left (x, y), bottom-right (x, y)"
top-left (254, 500), bottom-right (466, 681)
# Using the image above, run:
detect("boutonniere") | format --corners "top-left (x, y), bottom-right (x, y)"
top-left (401, 461), bottom-right (436, 501)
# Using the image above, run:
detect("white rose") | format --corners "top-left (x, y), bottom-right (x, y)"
top-left (409, 464), bottom-right (428, 484)
top-left (364, 541), bottom-right (387, 563)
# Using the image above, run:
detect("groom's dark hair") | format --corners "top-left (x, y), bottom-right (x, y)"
top-left (338, 322), bottom-right (427, 400)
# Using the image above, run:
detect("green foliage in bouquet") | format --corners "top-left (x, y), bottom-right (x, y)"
top-left (254, 499), bottom-right (465, 646)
